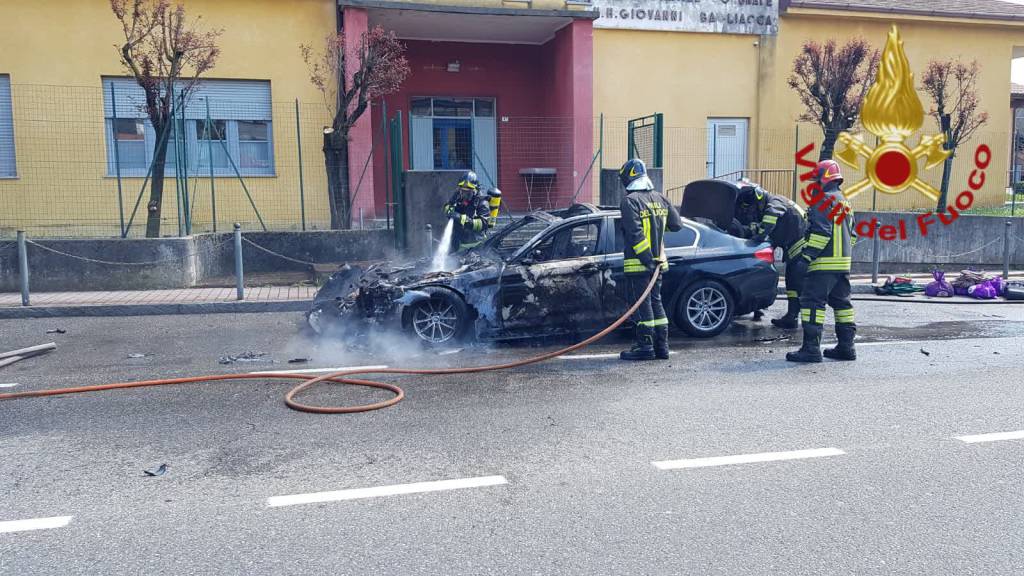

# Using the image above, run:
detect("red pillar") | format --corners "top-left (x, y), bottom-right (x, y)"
top-left (569, 20), bottom-right (594, 204)
top-left (342, 6), bottom-right (376, 224)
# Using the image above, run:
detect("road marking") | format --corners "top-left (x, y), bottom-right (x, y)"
top-left (653, 447), bottom-right (845, 470)
top-left (267, 475), bottom-right (508, 508)
top-left (0, 383), bottom-right (18, 388)
top-left (0, 516), bottom-right (72, 534)
top-left (250, 365), bottom-right (388, 376)
top-left (956, 430), bottom-right (1024, 444)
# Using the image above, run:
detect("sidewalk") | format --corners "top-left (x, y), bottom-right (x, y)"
top-left (0, 286), bottom-right (316, 319)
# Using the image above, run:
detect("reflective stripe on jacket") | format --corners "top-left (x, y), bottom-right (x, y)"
top-left (620, 189), bottom-right (683, 275)
top-left (801, 184), bottom-right (854, 273)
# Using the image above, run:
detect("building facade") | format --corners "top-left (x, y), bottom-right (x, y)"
top-left (0, 0), bottom-right (1021, 236)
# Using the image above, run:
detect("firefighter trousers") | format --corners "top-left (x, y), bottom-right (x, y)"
top-left (799, 271), bottom-right (855, 329)
top-left (628, 272), bottom-right (666, 343)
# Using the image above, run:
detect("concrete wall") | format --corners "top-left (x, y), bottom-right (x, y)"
top-left (1, 230), bottom-right (393, 292)
top-left (851, 212), bottom-right (1024, 274)
top-left (599, 168), bottom-right (664, 207)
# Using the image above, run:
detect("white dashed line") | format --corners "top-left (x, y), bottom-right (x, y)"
top-left (267, 475), bottom-right (508, 508)
top-left (956, 430), bottom-right (1024, 444)
top-left (653, 447), bottom-right (845, 470)
top-left (558, 352), bottom-right (676, 360)
top-left (249, 365), bottom-right (388, 376)
top-left (0, 383), bottom-right (19, 388)
top-left (0, 516), bottom-right (73, 534)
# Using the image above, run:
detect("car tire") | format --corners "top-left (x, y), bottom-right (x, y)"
top-left (405, 287), bottom-right (471, 346)
top-left (675, 279), bottom-right (734, 338)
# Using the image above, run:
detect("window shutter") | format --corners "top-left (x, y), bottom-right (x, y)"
top-left (0, 75), bottom-right (15, 177)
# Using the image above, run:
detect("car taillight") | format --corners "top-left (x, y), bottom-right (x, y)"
top-left (754, 248), bottom-right (774, 263)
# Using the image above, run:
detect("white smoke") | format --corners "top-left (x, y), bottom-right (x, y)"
top-left (431, 219), bottom-right (455, 272)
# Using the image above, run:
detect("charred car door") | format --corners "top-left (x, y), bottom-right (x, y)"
top-left (497, 218), bottom-right (608, 337)
top-left (602, 217), bottom-right (700, 323)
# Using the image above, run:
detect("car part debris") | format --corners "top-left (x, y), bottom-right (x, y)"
top-left (0, 383), bottom-right (19, 389)
top-left (288, 358), bottom-right (310, 364)
top-left (0, 342), bottom-right (57, 369)
top-left (920, 348), bottom-right (930, 356)
top-left (143, 464), bottom-right (168, 477)
top-left (127, 353), bottom-right (148, 359)
top-left (754, 335), bottom-right (790, 343)
top-left (218, 352), bottom-right (272, 365)
top-left (436, 348), bottom-right (463, 356)
top-left (46, 329), bottom-right (67, 334)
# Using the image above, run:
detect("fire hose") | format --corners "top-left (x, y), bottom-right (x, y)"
top-left (0, 270), bottom-right (661, 414)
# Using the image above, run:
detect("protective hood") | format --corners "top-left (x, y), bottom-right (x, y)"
top-left (625, 175), bottom-right (655, 192)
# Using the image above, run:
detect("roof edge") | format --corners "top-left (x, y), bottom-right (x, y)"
top-left (785, 1), bottom-right (1024, 23)
top-left (338, 0), bottom-right (600, 20)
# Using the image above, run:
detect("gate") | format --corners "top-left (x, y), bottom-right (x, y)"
top-left (627, 113), bottom-right (664, 169)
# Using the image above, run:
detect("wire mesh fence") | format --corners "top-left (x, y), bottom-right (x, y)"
top-left (0, 82), bottom-right (1019, 240)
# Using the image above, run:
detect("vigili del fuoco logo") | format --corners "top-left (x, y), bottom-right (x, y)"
top-left (795, 25), bottom-right (992, 241)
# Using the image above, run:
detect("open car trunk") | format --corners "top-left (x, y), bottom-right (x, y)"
top-left (679, 179), bottom-right (744, 237)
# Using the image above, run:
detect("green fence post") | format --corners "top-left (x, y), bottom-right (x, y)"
top-left (390, 111), bottom-right (405, 250)
top-left (295, 98), bottom-right (306, 231)
top-left (791, 124), bottom-right (799, 201)
top-left (109, 83), bottom-right (126, 237)
top-left (654, 113), bottom-right (664, 168)
top-left (205, 98), bottom-right (217, 233)
top-left (598, 113), bottom-right (604, 170)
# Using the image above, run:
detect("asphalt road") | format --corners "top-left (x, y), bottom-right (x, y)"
top-left (1, 300), bottom-right (1023, 575)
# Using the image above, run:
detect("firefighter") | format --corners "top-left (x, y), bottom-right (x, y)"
top-left (735, 179), bottom-right (809, 329)
top-left (442, 171), bottom-right (492, 252)
top-left (619, 159), bottom-right (684, 361)
top-left (786, 160), bottom-right (857, 363)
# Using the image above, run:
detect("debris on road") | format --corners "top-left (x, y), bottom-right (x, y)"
top-left (287, 358), bottom-right (310, 364)
top-left (46, 329), bottom-right (67, 334)
top-left (0, 383), bottom-right (19, 388)
top-left (127, 353), bottom-right (149, 359)
top-left (437, 348), bottom-right (464, 356)
top-left (219, 351), bottom-right (273, 365)
top-left (143, 464), bottom-right (168, 477)
top-left (754, 335), bottom-right (790, 344)
top-left (920, 348), bottom-right (931, 356)
top-left (0, 342), bottom-right (57, 370)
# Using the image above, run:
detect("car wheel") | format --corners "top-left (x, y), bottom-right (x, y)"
top-left (676, 279), bottom-right (734, 338)
top-left (407, 287), bottom-right (470, 346)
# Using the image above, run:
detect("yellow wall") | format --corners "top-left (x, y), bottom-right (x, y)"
top-left (593, 9), bottom-right (1024, 210)
top-left (0, 0), bottom-right (336, 237)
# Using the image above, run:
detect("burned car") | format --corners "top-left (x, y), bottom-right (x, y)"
top-left (308, 198), bottom-right (778, 345)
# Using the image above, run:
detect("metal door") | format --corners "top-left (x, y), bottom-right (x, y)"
top-left (706, 118), bottom-right (748, 178)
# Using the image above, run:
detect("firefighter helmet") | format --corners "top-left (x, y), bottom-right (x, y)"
top-left (619, 159), bottom-right (654, 191)
top-left (737, 179), bottom-right (768, 215)
top-left (457, 171), bottom-right (480, 191)
top-left (815, 160), bottom-right (844, 187)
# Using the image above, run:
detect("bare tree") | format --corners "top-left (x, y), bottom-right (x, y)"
top-left (921, 59), bottom-right (990, 210)
top-left (302, 27), bottom-right (409, 229)
top-left (789, 38), bottom-right (880, 161)
top-left (111, 0), bottom-right (221, 238)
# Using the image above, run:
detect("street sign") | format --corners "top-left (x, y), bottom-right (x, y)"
top-left (592, 0), bottom-right (778, 35)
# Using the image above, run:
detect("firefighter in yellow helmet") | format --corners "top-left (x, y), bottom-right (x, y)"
top-left (442, 171), bottom-right (492, 252)
top-left (619, 159), bottom-right (683, 361)
top-left (787, 160), bottom-right (857, 363)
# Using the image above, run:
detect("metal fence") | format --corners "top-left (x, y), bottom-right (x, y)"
top-left (0, 83), bottom-right (1019, 239)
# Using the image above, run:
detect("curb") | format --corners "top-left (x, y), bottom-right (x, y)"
top-left (0, 300), bottom-right (311, 319)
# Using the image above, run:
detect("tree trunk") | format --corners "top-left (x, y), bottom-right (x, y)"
top-left (819, 128), bottom-right (839, 162)
top-left (145, 123), bottom-right (170, 238)
top-left (323, 130), bottom-right (352, 230)
top-left (936, 114), bottom-right (954, 212)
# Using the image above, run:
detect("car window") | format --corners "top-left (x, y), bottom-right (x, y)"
top-left (528, 221), bottom-right (602, 262)
top-left (612, 218), bottom-right (697, 251)
top-left (490, 218), bottom-right (551, 259)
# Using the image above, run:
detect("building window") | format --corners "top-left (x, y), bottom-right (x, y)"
top-left (410, 96), bottom-right (496, 176)
top-left (103, 78), bottom-right (274, 177)
top-left (0, 74), bottom-right (15, 178)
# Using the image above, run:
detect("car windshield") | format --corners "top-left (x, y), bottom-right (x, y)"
top-left (478, 215), bottom-right (557, 261)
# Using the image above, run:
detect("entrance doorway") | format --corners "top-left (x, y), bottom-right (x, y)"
top-left (706, 118), bottom-right (748, 178)
top-left (409, 97), bottom-right (498, 188)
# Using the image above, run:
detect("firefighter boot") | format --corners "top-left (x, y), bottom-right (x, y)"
top-left (621, 326), bottom-right (656, 361)
top-left (786, 323), bottom-right (823, 363)
top-left (771, 298), bottom-right (800, 329)
top-left (824, 323), bottom-right (857, 361)
top-left (654, 326), bottom-right (670, 360)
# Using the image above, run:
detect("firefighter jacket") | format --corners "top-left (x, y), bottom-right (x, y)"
top-left (620, 189), bottom-right (683, 275)
top-left (800, 182), bottom-right (855, 273)
top-left (757, 194), bottom-right (808, 261)
top-left (444, 190), bottom-right (491, 249)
